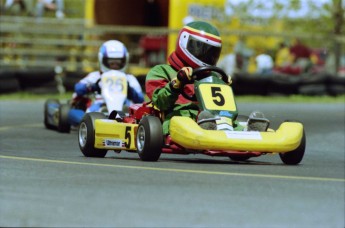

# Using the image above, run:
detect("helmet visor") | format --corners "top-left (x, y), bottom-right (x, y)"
top-left (103, 58), bottom-right (126, 70)
top-left (186, 36), bottom-right (221, 66)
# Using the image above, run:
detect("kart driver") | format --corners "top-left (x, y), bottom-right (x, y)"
top-left (145, 21), bottom-right (232, 135)
top-left (68, 40), bottom-right (144, 126)
top-left (145, 21), bottom-right (268, 135)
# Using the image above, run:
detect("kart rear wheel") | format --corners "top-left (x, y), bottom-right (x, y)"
top-left (279, 121), bottom-right (306, 165)
top-left (44, 99), bottom-right (59, 130)
top-left (58, 104), bottom-right (71, 133)
top-left (78, 112), bottom-right (108, 157)
top-left (136, 116), bottom-right (163, 161)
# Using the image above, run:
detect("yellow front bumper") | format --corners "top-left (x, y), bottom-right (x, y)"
top-left (169, 116), bottom-right (303, 153)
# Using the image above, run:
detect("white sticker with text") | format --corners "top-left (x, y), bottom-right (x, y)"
top-left (103, 139), bottom-right (124, 148)
top-left (224, 131), bottom-right (262, 140)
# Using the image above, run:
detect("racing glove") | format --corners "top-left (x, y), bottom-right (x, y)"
top-left (170, 67), bottom-right (193, 91)
top-left (88, 82), bottom-right (101, 94)
top-left (226, 75), bottom-right (232, 85)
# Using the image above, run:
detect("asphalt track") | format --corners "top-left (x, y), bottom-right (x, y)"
top-left (0, 100), bottom-right (344, 227)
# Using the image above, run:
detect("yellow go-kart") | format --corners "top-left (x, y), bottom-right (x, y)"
top-left (78, 66), bottom-right (306, 165)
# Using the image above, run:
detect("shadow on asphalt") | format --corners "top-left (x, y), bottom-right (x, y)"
top-left (99, 154), bottom-right (278, 166)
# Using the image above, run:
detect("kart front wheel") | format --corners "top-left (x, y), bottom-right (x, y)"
top-left (58, 104), bottom-right (71, 133)
top-left (279, 122), bottom-right (306, 165)
top-left (136, 116), bottom-right (163, 161)
top-left (78, 112), bottom-right (107, 157)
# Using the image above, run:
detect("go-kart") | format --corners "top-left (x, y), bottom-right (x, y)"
top-left (44, 70), bottom-right (129, 133)
top-left (78, 66), bottom-right (306, 165)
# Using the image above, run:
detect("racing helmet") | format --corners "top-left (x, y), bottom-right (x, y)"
top-left (98, 40), bottom-right (129, 72)
top-left (175, 21), bottom-right (222, 68)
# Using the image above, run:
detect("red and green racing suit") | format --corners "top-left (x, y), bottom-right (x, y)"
top-left (146, 64), bottom-right (199, 135)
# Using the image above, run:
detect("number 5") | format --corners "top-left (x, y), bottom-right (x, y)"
top-left (211, 87), bottom-right (225, 106)
top-left (124, 126), bottom-right (131, 148)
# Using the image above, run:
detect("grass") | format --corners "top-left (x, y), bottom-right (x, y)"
top-left (1, 92), bottom-right (344, 103)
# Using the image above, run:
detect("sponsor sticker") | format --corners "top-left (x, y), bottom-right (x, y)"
top-left (224, 131), bottom-right (262, 140)
top-left (98, 119), bottom-right (116, 123)
top-left (103, 139), bottom-right (125, 148)
top-left (219, 111), bottom-right (233, 118)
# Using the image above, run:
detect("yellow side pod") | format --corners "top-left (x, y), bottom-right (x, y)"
top-left (170, 116), bottom-right (303, 153)
top-left (94, 119), bottom-right (138, 150)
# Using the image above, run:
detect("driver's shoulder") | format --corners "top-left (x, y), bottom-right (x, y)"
top-left (87, 71), bottom-right (101, 77)
top-left (80, 71), bottom-right (101, 83)
top-left (147, 64), bottom-right (176, 79)
top-left (149, 64), bottom-right (175, 72)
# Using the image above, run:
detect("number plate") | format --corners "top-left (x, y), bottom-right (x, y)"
top-left (199, 84), bottom-right (236, 111)
top-left (101, 71), bottom-right (127, 95)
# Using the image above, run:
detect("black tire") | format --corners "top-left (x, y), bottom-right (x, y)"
top-left (279, 121), bottom-right (306, 165)
top-left (44, 99), bottom-right (60, 130)
top-left (136, 116), bottom-right (163, 161)
top-left (78, 112), bottom-right (108, 157)
top-left (57, 104), bottom-right (71, 133)
top-left (229, 155), bottom-right (251, 161)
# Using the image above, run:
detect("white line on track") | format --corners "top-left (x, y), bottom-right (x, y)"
top-left (1, 155), bottom-right (344, 183)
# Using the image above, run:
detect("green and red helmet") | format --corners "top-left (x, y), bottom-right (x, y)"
top-left (175, 21), bottom-right (222, 68)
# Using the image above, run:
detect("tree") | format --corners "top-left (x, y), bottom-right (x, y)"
top-left (224, 0), bottom-right (344, 74)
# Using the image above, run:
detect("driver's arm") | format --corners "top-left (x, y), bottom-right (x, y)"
top-left (145, 65), bottom-right (179, 111)
top-left (126, 74), bottom-right (144, 103)
top-left (74, 71), bottom-right (101, 96)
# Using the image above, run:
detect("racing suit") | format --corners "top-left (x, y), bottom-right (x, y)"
top-left (145, 64), bottom-right (199, 135)
top-left (68, 70), bottom-right (144, 126)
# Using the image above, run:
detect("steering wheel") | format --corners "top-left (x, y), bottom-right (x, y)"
top-left (181, 66), bottom-right (230, 101)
